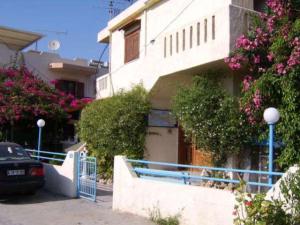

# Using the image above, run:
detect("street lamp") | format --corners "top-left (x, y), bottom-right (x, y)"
top-left (37, 119), bottom-right (45, 161)
top-left (263, 107), bottom-right (280, 186)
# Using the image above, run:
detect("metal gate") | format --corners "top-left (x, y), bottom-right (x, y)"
top-left (77, 152), bottom-right (97, 201)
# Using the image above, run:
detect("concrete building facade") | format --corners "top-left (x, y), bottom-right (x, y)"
top-left (96, 0), bottom-right (265, 165)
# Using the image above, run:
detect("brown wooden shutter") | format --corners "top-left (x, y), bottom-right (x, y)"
top-left (76, 82), bottom-right (84, 99)
top-left (124, 21), bottom-right (140, 63)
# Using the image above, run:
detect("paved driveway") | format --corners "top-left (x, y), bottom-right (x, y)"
top-left (0, 184), bottom-right (155, 225)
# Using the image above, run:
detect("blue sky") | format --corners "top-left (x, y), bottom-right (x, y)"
top-left (0, 0), bottom-right (132, 62)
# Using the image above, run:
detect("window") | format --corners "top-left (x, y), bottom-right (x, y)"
top-left (243, 13), bottom-right (249, 34)
top-left (164, 37), bottom-right (167, 57)
top-left (254, 0), bottom-right (266, 12)
top-left (124, 20), bottom-right (141, 63)
top-left (55, 80), bottom-right (84, 98)
top-left (190, 26), bottom-right (193, 48)
top-left (197, 22), bottom-right (200, 46)
top-left (170, 35), bottom-right (173, 56)
top-left (98, 76), bottom-right (107, 91)
top-left (182, 29), bottom-right (186, 51)
top-left (204, 19), bottom-right (207, 42)
top-left (176, 32), bottom-right (179, 53)
top-left (212, 16), bottom-right (215, 40)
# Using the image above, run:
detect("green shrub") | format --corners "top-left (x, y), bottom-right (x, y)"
top-left (233, 169), bottom-right (300, 225)
top-left (150, 207), bottom-right (180, 225)
top-left (77, 85), bottom-right (150, 179)
top-left (172, 72), bottom-right (247, 166)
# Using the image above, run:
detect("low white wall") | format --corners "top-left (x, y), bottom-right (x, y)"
top-left (266, 165), bottom-right (299, 201)
top-left (113, 156), bottom-right (235, 225)
top-left (43, 151), bottom-right (78, 198)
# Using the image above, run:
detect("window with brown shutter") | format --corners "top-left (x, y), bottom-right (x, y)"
top-left (124, 20), bottom-right (141, 63)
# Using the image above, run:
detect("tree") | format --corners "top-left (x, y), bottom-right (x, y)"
top-left (77, 85), bottom-right (150, 178)
top-left (172, 73), bottom-right (246, 166)
top-left (225, 0), bottom-right (300, 167)
top-left (0, 66), bottom-right (91, 149)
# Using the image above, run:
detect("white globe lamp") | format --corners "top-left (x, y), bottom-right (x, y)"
top-left (263, 107), bottom-right (280, 125)
top-left (37, 119), bottom-right (46, 128)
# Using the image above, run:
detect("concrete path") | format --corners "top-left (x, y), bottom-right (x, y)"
top-left (0, 184), bottom-right (155, 225)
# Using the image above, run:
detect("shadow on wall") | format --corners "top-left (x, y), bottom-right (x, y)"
top-left (43, 151), bottom-right (78, 198)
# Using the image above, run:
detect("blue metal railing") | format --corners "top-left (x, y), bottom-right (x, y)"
top-left (77, 156), bottom-right (97, 202)
top-left (127, 159), bottom-right (284, 188)
top-left (25, 149), bottom-right (67, 163)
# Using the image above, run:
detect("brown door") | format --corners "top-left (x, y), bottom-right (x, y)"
top-left (191, 144), bottom-right (212, 166)
top-left (178, 126), bottom-right (192, 165)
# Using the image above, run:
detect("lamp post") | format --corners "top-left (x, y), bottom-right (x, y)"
top-left (263, 107), bottom-right (280, 186)
top-left (37, 119), bottom-right (45, 161)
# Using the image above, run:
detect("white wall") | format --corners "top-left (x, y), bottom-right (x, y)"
top-left (145, 127), bottom-right (178, 163)
top-left (113, 156), bottom-right (236, 225)
top-left (43, 151), bottom-right (78, 198)
top-left (231, 0), bottom-right (254, 9)
top-left (0, 43), bottom-right (16, 66)
top-left (98, 1), bottom-right (252, 98)
top-left (24, 51), bottom-right (99, 98)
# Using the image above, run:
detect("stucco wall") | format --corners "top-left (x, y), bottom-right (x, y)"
top-left (43, 151), bottom-right (78, 198)
top-left (231, 0), bottom-right (254, 9)
top-left (23, 51), bottom-right (98, 98)
top-left (0, 44), bottom-right (16, 66)
top-left (145, 127), bottom-right (178, 163)
top-left (113, 156), bottom-right (236, 225)
top-left (98, 1), bottom-right (253, 99)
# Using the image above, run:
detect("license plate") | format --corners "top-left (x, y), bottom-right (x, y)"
top-left (7, 169), bottom-right (25, 176)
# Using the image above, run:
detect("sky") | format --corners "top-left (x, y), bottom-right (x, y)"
top-left (0, 0), bottom-right (133, 62)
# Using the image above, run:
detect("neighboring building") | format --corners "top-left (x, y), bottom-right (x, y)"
top-left (0, 25), bottom-right (108, 148)
top-left (97, 0), bottom-right (266, 165)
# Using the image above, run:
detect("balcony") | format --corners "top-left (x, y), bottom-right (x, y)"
top-left (153, 4), bottom-right (255, 77)
top-left (99, 4), bottom-right (256, 98)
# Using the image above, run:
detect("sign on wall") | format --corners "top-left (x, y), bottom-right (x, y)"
top-left (148, 109), bottom-right (177, 128)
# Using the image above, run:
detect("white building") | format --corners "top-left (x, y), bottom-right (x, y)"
top-left (97, 0), bottom-right (265, 165)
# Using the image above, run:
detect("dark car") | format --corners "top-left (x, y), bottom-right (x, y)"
top-left (0, 142), bottom-right (45, 195)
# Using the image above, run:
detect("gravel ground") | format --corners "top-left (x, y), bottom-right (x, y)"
top-left (0, 184), bottom-right (154, 225)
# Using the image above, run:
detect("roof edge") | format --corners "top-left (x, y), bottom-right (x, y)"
top-left (97, 0), bottom-right (161, 43)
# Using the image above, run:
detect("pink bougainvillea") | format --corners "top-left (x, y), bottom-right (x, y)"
top-left (0, 66), bottom-right (92, 125)
top-left (225, 0), bottom-right (300, 125)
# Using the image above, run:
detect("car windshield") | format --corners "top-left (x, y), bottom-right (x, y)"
top-left (0, 145), bottom-right (31, 161)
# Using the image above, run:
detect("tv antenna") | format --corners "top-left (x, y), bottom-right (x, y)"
top-left (93, 1), bottom-right (135, 19)
top-left (48, 40), bottom-right (61, 52)
top-left (33, 29), bottom-right (67, 51)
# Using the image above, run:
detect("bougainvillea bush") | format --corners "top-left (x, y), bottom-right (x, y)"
top-left (226, 0), bottom-right (300, 168)
top-left (0, 66), bottom-right (91, 149)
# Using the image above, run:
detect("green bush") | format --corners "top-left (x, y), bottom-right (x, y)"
top-left (172, 72), bottom-right (247, 166)
top-left (150, 207), bottom-right (180, 225)
top-left (233, 169), bottom-right (300, 225)
top-left (77, 85), bottom-right (150, 179)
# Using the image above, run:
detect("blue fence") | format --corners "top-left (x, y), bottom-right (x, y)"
top-left (25, 149), bottom-right (67, 164)
top-left (127, 159), bottom-right (284, 189)
top-left (77, 155), bottom-right (97, 201)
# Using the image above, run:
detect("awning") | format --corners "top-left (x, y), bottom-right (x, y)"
top-left (49, 62), bottom-right (97, 76)
top-left (0, 25), bottom-right (43, 51)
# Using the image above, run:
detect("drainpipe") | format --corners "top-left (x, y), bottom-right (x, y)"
top-left (144, 7), bottom-right (148, 56)
top-left (108, 31), bottom-right (115, 96)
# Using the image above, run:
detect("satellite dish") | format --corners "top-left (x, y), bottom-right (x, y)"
top-left (48, 40), bottom-right (60, 51)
